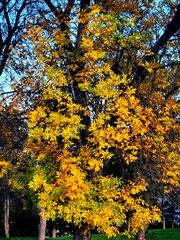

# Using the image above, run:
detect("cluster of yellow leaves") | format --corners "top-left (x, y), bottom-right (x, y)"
top-left (87, 86), bottom-right (155, 165)
top-left (130, 206), bottom-right (161, 233)
top-left (161, 149), bottom-right (180, 190)
top-left (29, 170), bottom-right (52, 193)
top-left (0, 160), bottom-right (9, 178)
top-left (46, 176), bottom-right (126, 238)
top-left (79, 146), bottom-right (104, 172)
top-left (28, 88), bottom-right (84, 149)
top-left (55, 154), bottom-right (90, 201)
top-left (120, 180), bottom-right (161, 234)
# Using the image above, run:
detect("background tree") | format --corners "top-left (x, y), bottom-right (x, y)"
top-left (160, 190), bottom-right (180, 229)
top-left (0, 104), bottom-right (28, 237)
top-left (0, 0), bottom-right (55, 237)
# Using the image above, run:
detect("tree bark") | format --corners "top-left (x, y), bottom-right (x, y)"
top-left (73, 227), bottom-right (91, 240)
top-left (127, 215), bottom-right (131, 232)
top-left (51, 221), bottom-right (56, 238)
top-left (73, 228), bottom-right (84, 240)
top-left (84, 230), bottom-right (91, 240)
top-left (38, 207), bottom-right (47, 240)
top-left (137, 224), bottom-right (149, 240)
top-left (4, 189), bottom-right (10, 238)
top-left (171, 207), bottom-right (175, 229)
top-left (162, 215), bottom-right (166, 229)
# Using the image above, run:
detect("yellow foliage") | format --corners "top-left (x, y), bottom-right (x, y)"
top-left (21, 2), bottom-right (180, 238)
top-left (130, 206), bottom-right (161, 233)
top-left (0, 161), bottom-right (9, 178)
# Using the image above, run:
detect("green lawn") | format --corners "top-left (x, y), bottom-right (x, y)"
top-left (0, 228), bottom-right (179, 240)
top-left (147, 228), bottom-right (180, 240)
top-left (56, 228), bottom-right (180, 240)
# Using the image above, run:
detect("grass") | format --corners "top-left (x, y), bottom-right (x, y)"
top-left (147, 228), bottom-right (180, 240)
top-left (0, 228), bottom-right (179, 240)
top-left (53, 229), bottom-right (180, 240)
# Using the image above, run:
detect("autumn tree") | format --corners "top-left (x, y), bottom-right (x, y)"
top-left (0, 1), bottom-right (58, 237)
top-left (0, 0), bottom-right (38, 234)
top-left (10, 0), bottom-right (180, 240)
top-left (0, 103), bottom-right (29, 237)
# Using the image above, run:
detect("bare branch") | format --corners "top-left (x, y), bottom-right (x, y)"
top-left (165, 85), bottom-right (180, 99)
top-left (43, 0), bottom-right (63, 19)
top-left (13, 0), bottom-right (27, 32)
top-left (147, 4), bottom-right (180, 62)
top-left (132, 4), bottom-right (180, 88)
top-left (2, 0), bottom-right (12, 32)
top-left (65, 0), bottom-right (75, 15)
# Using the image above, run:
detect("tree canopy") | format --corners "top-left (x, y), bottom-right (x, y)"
top-left (0, 0), bottom-right (180, 239)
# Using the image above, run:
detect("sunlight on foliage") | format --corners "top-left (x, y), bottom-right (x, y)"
top-left (8, 0), bottom-right (180, 238)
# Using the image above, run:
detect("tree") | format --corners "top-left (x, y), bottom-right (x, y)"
top-left (0, 1), bottom-right (53, 237)
top-left (160, 189), bottom-right (180, 229)
top-left (0, 104), bottom-right (28, 237)
top-left (10, 0), bottom-right (180, 240)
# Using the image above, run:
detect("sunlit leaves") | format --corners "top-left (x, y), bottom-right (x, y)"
top-left (0, 161), bottom-right (9, 178)
top-left (16, 0), bottom-right (180, 238)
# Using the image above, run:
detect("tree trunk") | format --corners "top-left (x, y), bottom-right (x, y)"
top-left (171, 211), bottom-right (174, 228)
top-left (4, 189), bottom-right (10, 238)
top-left (51, 221), bottom-right (56, 238)
top-left (73, 227), bottom-right (91, 240)
top-left (171, 206), bottom-right (175, 229)
top-left (137, 224), bottom-right (149, 240)
top-left (83, 230), bottom-right (91, 240)
top-left (38, 207), bottom-right (47, 240)
top-left (162, 215), bottom-right (166, 229)
top-left (73, 228), bottom-right (84, 240)
top-left (127, 215), bottom-right (131, 232)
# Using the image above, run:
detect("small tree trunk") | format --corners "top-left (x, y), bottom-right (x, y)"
top-left (73, 227), bottom-right (91, 240)
top-left (84, 230), bottom-right (91, 240)
top-left (137, 224), bottom-right (149, 240)
top-left (73, 227), bottom-right (84, 240)
top-left (127, 215), bottom-right (131, 232)
top-left (38, 207), bottom-right (47, 240)
top-left (51, 222), bottom-right (56, 238)
top-left (4, 190), bottom-right (10, 238)
top-left (171, 207), bottom-right (175, 228)
top-left (171, 211), bottom-right (174, 229)
top-left (162, 215), bottom-right (166, 229)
